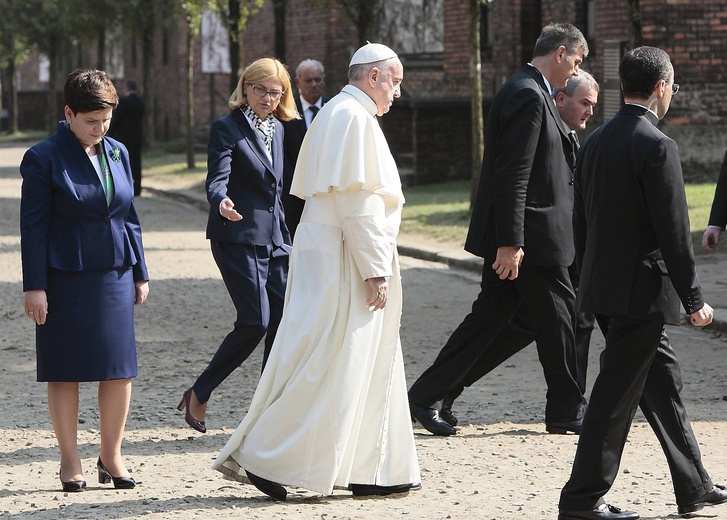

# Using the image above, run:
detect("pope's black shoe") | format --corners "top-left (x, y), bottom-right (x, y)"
top-left (410, 402), bottom-right (456, 436)
top-left (558, 503), bottom-right (640, 520)
top-left (351, 483), bottom-right (418, 497)
top-left (546, 417), bottom-right (582, 435)
top-left (677, 484), bottom-right (727, 515)
top-left (245, 470), bottom-right (287, 501)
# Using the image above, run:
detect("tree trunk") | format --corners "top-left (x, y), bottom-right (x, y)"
top-left (97, 26), bottom-right (106, 70)
top-left (141, 13), bottom-right (156, 148)
top-left (186, 24), bottom-right (196, 169)
top-left (627, 0), bottom-right (643, 48)
top-left (9, 59), bottom-right (18, 134)
top-left (47, 34), bottom-right (59, 135)
top-left (469, 0), bottom-right (484, 208)
top-left (273, 0), bottom-right (286, 62)
top-left (228, 0), bottom-right (241, 92)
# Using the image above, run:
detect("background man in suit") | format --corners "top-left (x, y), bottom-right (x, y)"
top-left (108, 80), bottom-right (144, 196)
top-left (282, 59), bottom-right (329, 237)
top-left (701, 150), bottom-right (727, 252)
top-left (558, 46), bottom-right (726, 520)
top-left (436, 71), bottom-right (601, 430)
top-left (701, 151), bottom-right (727, 401)
top-left (408, 23), bottom-right (588, 437)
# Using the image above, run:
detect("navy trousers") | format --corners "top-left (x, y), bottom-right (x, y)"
top-left (193, 240), bottom-right (288, 403)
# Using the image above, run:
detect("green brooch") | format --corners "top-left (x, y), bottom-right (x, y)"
top-left (109, 147), bottom-right (121, 162)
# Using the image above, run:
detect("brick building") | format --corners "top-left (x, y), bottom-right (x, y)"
top-left (6, 0), bottom-right (727, 181)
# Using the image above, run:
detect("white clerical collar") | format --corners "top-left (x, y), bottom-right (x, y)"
top-left (341, 84), bottom-right (378, 115)
top-left (527, 63), bottom-right (553, 96)
top-left (626, 102), bottom-right (659, 119)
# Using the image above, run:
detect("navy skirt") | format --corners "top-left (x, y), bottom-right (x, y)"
top-left (36, 268), bottom-right (138, 382)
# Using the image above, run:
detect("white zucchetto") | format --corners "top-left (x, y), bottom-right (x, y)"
top-left (349, 42), bottom-right (398, 66)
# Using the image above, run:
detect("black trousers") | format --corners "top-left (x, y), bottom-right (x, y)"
top-left (559, 315), bottom-right (712, 511)
top-left (408, 259), bottom-right (585, 424)
top-left (193, 241), bottom-right (288, 404)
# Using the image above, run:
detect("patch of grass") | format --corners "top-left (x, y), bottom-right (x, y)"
top-left (399, 180), bottom-right (718, 244)
top-left (0, 130), bottom-right (47, 143)
top-left (686, 182), bottom-right (716, 231)
top-left (402, 180), bottom-right (471, 243)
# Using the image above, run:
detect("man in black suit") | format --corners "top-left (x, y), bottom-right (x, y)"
top-left (436, 71), bottom-right (601, 429)
top-left (701, 151), bottom-right (727, 402)
top-left (108, 80), bottom-right (144, 196)
top-left (558, 46), bottom-right (726, 520)
top-left (408, 23), bottom-right (588, 437)
top-left (282, 59), bottom-right (329, 237)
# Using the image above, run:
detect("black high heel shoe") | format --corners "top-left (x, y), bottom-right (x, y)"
top-left (60, 474), bottom-right (86, 493)
top-left (97, 458), bottom-right (136, 489)
top-left (177, 388), bottom-right (206, 433)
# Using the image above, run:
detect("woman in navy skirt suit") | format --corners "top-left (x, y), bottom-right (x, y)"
top-left (20, 69), bottom-right (149, 492)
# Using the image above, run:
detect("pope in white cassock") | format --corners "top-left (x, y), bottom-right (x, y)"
top-left (211, 43), bottom-right (421, 500)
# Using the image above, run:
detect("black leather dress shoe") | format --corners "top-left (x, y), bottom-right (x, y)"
top-left (410, 402), bottom-right (456, 436)
top-left (439, 395), bottom-right (458, 426)
top-left (245, 470), bottom-right (287, 501)
top-left (546, 417), bottom-right (582, 435)
top-left (351, 483), bottom-right (417, 497)
top-left (677, 484), bottom-right (727, 514)
top-left (558, 503), bottom-right (640, 520)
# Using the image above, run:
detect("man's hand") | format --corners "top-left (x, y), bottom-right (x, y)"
top-left (365, 277), bottom-right (389, 311)
top-left (702, 227), bottom-right (721, 252)
top-left (492, 246), bottom-right (525, 280)
top-left (690, 303), bottom-right (714, 327)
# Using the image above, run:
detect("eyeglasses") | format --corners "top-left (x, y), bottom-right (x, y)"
top-left (671, 83), bottom-right (680, 95)
top-left (250, 84), bottom-right (284, 100)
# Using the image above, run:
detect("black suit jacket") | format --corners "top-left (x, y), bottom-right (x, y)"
top-left (108, 92), bottom-right (144, 149)
top-left (205, 109), bottom-right (290, 248)
top-left (574, 104), bottom-right (703, 324)
top-left (281, 95), bottom-right (330, 236)
top-left (706, 149), bottom-right (727, 228)
top-left (465, 65), bottom-right (575, 267)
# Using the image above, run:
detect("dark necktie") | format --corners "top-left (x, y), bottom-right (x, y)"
top-left (308, 105), bottom-right (319, 126)
top-left (569, 131), bottom-right (580, 151)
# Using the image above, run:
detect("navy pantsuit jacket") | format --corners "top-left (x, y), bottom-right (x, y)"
top-left (206, 109), bottom-right (290, 247)
top-left (20, 122), bottom-right (148, 292)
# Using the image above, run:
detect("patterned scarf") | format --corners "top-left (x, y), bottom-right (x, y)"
top-left (242, 106), bottom-right (276, 153)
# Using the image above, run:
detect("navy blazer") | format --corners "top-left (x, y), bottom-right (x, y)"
top-left (205, 109), bottom-right (291, 247)
top-left (465, 65), bottom-right (575, 267)
top-left (20, 122), bottom-right (149, 291)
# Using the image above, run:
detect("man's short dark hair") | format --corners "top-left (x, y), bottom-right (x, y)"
top-left (126, 79), bottom-right (137, 91)
top-left (532, 23), bottom-right (589, 60)
top-left (619, 46), bottom-right (673, 100)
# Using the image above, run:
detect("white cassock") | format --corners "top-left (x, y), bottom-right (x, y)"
top-left (211, 84), bottom-right (421, 495)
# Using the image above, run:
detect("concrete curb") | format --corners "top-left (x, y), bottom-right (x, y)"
top-left (147, 185), bottom-right (727, 333)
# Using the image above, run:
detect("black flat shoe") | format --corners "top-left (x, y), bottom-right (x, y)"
top-left (177, 388), bottom-right (206, 433)
top-left (97, 458), bottom-right (136, 489)
top-left (245, 470), bottom-right (287, 501)
top-left (677, 484), bottom-right (727, 515)
top-left (351, 483), bottom-right (417, 497)
top-left (60, 478), bottom-right (86, 492)
top-left (546, 417), bottom-right (582, 435)
top-left (410, 402), bottom-right (456, 436)
top-left (558, 503), bottom-right (639, 520)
